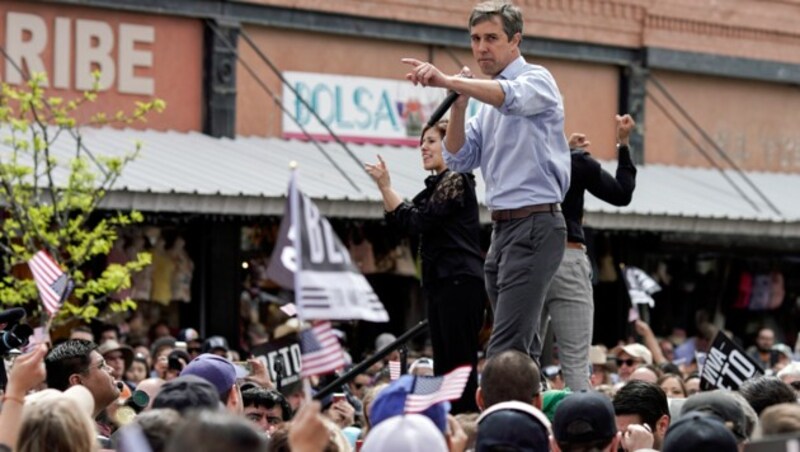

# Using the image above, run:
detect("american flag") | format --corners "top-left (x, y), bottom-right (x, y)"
top-left (28, 250), bottom-right (73, 315)
top-left (404, 365), bottom-right (472, 413)
top-left (299, 321), bottom-right (345, 377)
top-left (389, 360), bottom-right (401, 380)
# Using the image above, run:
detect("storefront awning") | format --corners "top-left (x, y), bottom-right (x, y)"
top-left (23, 127), bottom-right (800, 238)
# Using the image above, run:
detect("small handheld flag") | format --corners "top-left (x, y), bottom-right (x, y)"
top-left (299, 321), bottom-right (346, 378)
top-left (404, 365), bottom-right (472, 413)
top-left (28, 250), bottom-right (74, 316)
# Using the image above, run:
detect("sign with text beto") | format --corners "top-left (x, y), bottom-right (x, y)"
top-left (282, 71), bottom-right (479, 146)
top-left (700, 332), bottom-right (764, 391)
top-left (251, 335), bottom-right (303, 388)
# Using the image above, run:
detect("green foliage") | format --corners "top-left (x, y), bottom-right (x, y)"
top-left (0, 71), bottom-right (165, 325)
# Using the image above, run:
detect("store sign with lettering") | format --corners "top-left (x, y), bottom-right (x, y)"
top-left (282, 71), bottom-right (480, 146)
top-left (1, 11), bottom-right (154, 94)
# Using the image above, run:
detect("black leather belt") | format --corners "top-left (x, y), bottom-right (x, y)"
top-left (491, 203), bottom-right (561, 222)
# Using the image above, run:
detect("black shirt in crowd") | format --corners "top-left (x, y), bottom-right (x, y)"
top-left (386, 169), bottom-right (484, 287)
top-left (563, 144), bottom-right (637, 244)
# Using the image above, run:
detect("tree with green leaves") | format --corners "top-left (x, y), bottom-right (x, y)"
top-left (0, 71), bottom-right (165, 325)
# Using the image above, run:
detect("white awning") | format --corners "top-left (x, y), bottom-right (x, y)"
top-left (9, 127), bottom-right (800, 237)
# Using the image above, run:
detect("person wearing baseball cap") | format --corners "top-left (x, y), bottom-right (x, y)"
top-left (680, 390), bottom-right (749, 444)
top-left (180, 353), bottom-right (247, 414)
top-left (616, 343), bottom-right (652, 382)
top-left (662, 412), bottom-right (737, 452)
top-left (551, 391), bottom-right (622, 452)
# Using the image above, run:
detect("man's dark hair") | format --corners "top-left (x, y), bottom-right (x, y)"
top-left (613, 380), bottom-right (669, 430)
top-left (99, 323), bottom-right (120, 338)
top-left (127, 408), bottom-right (183, 452)
top-left (468, 0), bottom-right (523, 40)
top-left (152, 375), bottom-right (222, 414)
top-left (738, 376), bottom-right (797, 415)
top-left (480, 350), bottom-right (541, 408)
top-left (557, 437), bottom-right (614, 452)
top-left (45, 339), bottom-right (97, 391)
top-left (165, 410), bottom-right (267, 452)
top-left (242, 387), bottom-right (293, 421)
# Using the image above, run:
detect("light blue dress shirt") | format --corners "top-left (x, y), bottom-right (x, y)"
top-left (443, 56), bottom-right (571, 211)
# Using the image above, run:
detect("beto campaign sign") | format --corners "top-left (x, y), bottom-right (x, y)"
top-left (700, 332), bottom-right (764, 391)
top-left (251, 335), bottom-right (302, 388)
top-left (266, 172), bottom-right (388, 322)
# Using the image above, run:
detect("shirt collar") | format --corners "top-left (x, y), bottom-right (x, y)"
top-left (424, 168), bottom-right (450, 189)
top-left (495, 55), bottom-right (526, 80)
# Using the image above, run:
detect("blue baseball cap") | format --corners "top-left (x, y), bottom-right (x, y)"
top-left (368, 375), bottom-right (450, 433)
top-left (180, 353), bottom-right (246, 397)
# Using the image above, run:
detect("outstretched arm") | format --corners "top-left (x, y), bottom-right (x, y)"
top-left (364, 155), bottom-right (403, 213)
top-left (402, 58), bottom-right (505, 108)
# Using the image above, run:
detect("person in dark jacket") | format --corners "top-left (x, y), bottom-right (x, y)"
top-left (540, 114), bottom-right (638, 391)
top-left (364, 118), bottom-right (484, 413)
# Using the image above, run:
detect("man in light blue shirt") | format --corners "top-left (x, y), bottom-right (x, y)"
top-left (403, 0), bottom-right (569, 364)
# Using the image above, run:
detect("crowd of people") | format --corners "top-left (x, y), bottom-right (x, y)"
top-left (2, 0), bottom-right (799, 451)
top-left (1, 323), bottom-right (800, 452)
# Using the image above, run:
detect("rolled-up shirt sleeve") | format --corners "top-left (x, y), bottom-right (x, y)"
top-left (497, 68), bottom-right (562, 117)
top-left (443, 115), bottom-right (483, 172)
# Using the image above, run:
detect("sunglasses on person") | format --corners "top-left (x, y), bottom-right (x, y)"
top-left (616, 358), bottom-right (640, 367)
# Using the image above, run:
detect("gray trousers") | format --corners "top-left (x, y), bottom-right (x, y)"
top-left (540, 248), bottom-right (594, 391)
top-left (485, 211), bottom-right (566, 361)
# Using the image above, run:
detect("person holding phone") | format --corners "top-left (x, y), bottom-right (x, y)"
top-left (365, 118), bottom-right (485, 414)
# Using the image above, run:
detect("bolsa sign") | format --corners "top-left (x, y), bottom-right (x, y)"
top-left (282, 71), bottom-right (481, 146)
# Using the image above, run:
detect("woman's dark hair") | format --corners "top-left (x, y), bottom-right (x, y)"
top-left (420, 119), bottom-right (448, 145)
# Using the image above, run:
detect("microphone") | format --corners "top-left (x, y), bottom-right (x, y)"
top-left (0, 308), bottom-right (26, 325)
top-left (426, 91), bottom-right (460, 127)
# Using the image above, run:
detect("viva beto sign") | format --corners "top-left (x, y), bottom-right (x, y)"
top-left (282, 71), bottom-right (479, 146)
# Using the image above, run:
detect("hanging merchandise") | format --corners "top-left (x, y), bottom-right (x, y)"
top-left (128, 233), bottom-right (153, 301)
top-left (391, 240), bottom-right (417, 278)
top-left (170, 236), bottom-right (194, 302)
top-left (150, 236), bottom-right (175, 305)
top-left (732, 271), bottom-right (752, 310)
top-left (748, 274), bottom-right (772, 311)
top-left (767, 271), bottom-right (785, 310)
top-left (349, 227), bottom-right (376, 274)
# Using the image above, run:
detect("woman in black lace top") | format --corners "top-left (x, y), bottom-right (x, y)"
top-left (364, 119), bottom-right (485, 413)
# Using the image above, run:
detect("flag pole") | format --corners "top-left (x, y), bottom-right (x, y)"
top-left (288, 161), bottom-right (313, 401)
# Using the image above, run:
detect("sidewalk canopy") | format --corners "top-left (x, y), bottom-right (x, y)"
top-left (8, 127), bottom-right (800, 238)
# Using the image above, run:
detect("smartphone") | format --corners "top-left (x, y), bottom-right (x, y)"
top-left (233, 361), bottom-right (253, 374)
top-left (332, 392), bottom-right (346, 404)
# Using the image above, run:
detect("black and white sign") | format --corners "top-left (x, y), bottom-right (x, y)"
top-left (251, 335), bottom-right (303, 388)
top-left (700, 332), bottom-right (764, 391)
top-left (266, 172), bottom-right (389, 322)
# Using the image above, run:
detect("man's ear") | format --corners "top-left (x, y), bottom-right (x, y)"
top-left (511, 32), bottom-right (522, 46)
top-left (656, 414), bottom-right (670, 437)
top-left (475, 387), bottom-right (485, 411)
top-left (533, 392), bottom-right (543, 410)
top-left (228, 385), bottom-right (241, 411)
top-left (68, 373), bottom-right (82, 387)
